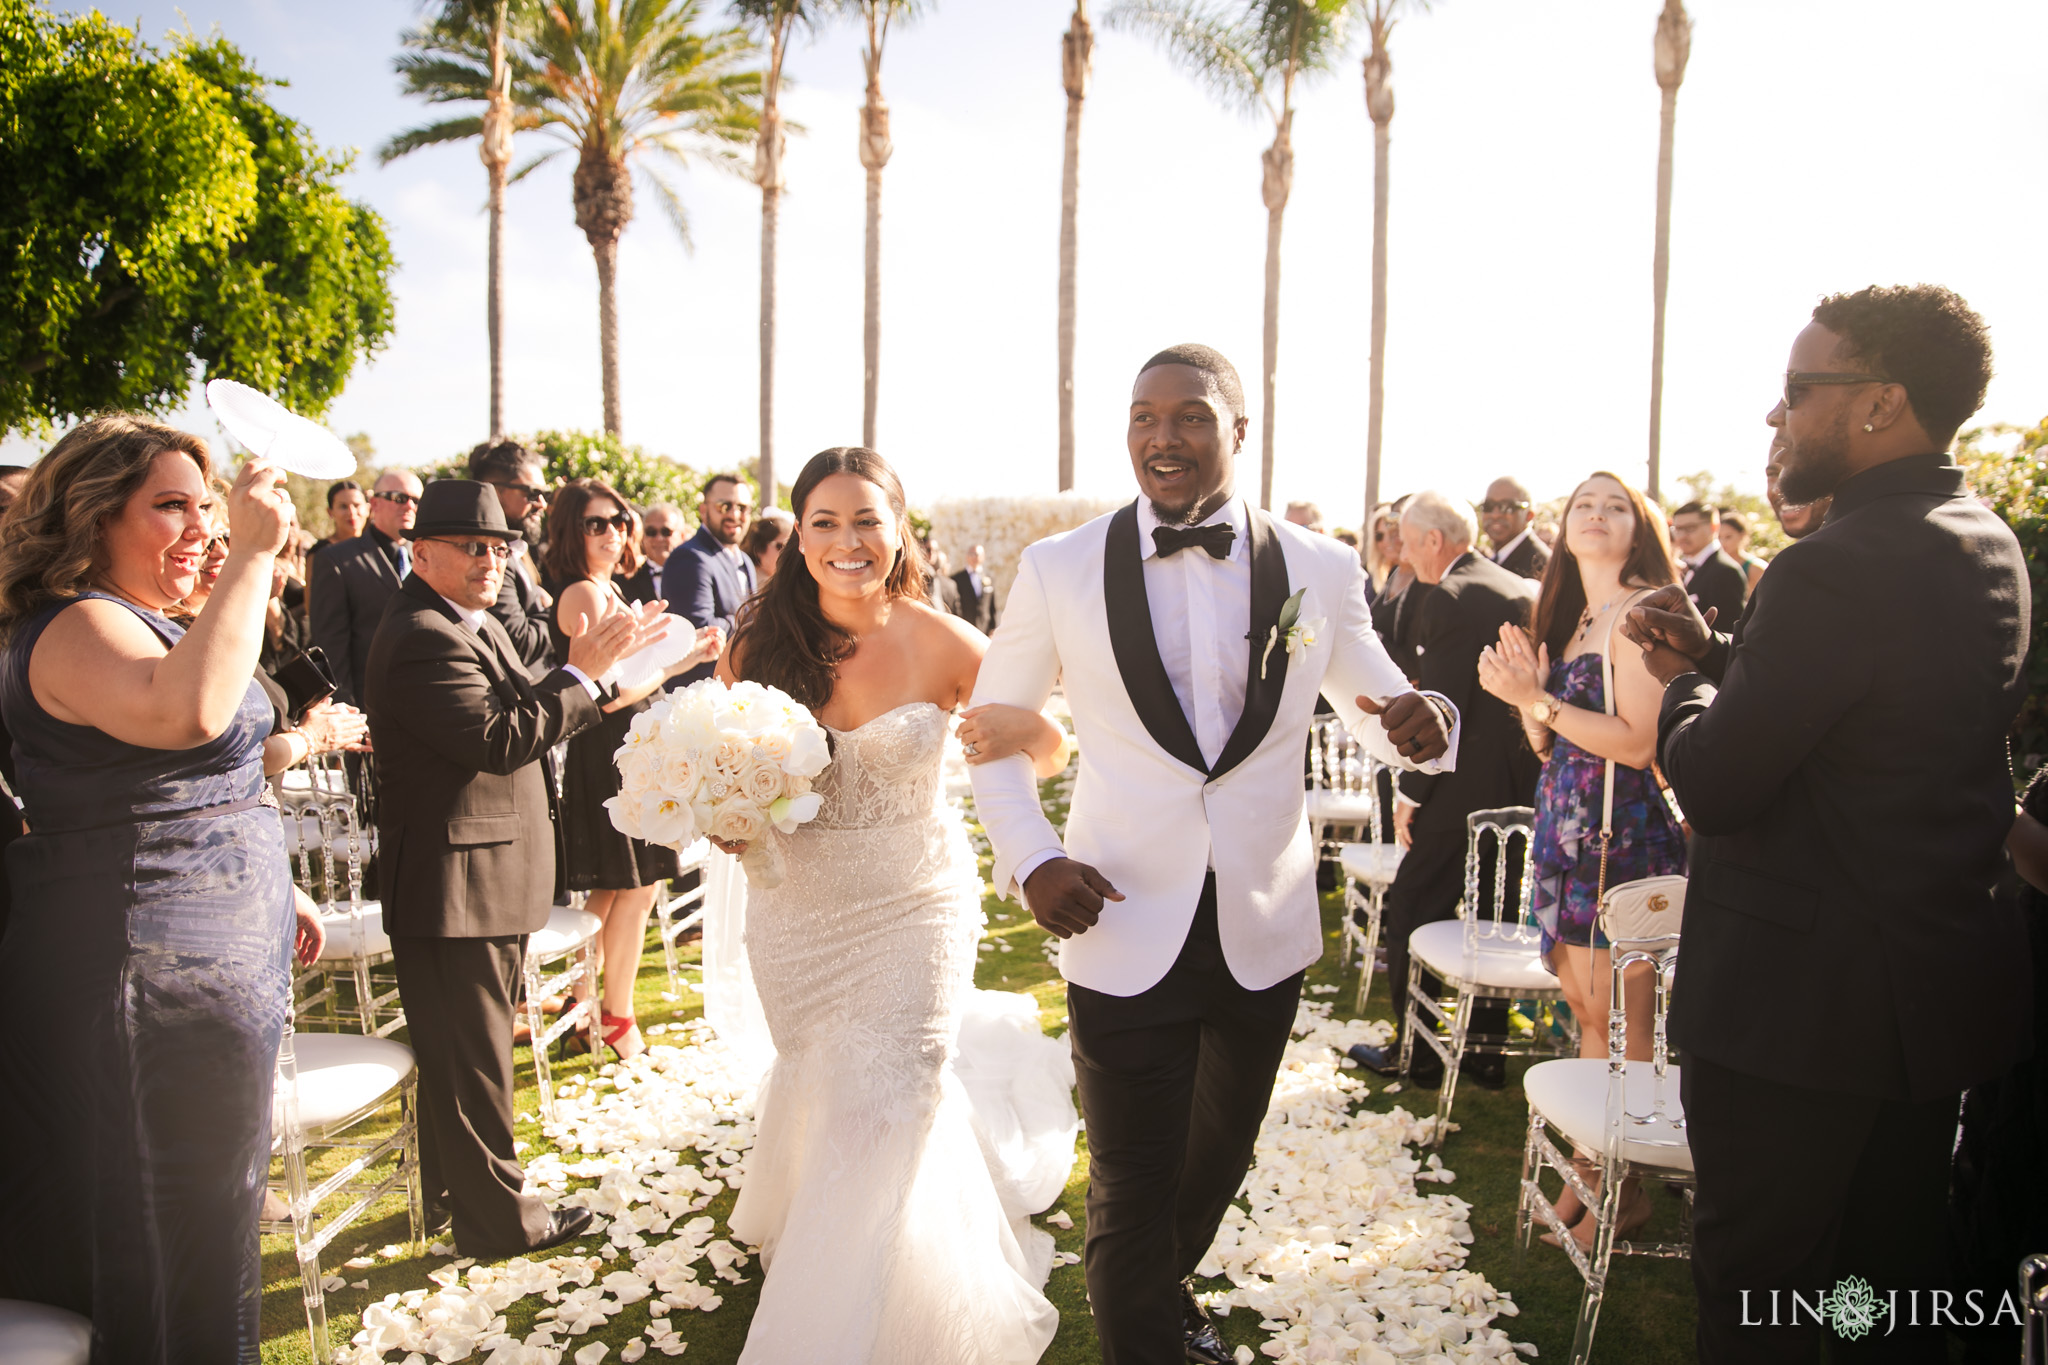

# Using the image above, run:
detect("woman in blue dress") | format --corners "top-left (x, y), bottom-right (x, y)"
top-left (0, 416), bottom-right (315, 1362)
top-left (1477, 470), bottom-right (1687, 1249)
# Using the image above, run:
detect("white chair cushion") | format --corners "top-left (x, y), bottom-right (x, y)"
top-left (1306, 791), bottom-right (1377, 826)
top-left (1407, 919), bottom-right (1559, 993)
top-left (1338, 842), bottom-right (1404, 888)
top-left (529, 905), bottom-right (603, 958)
top-left (0, 1301), bottom-right (91, 1365)
top-left (316, 901), bottom-right (391, 962)
top-left (1523, 1058), bottom-right (1693, 1172)
top-left (278, 1033), bottom-right (416, 1134)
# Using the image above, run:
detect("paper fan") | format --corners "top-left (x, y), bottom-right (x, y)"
top-left (204, 379), bottom-right (358, 479)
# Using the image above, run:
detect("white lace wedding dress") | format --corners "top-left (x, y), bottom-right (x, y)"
top-left (728, 702), bottom-right (1074, 1364)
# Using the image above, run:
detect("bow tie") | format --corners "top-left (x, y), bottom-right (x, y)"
top-left (1152, 523), bottom-right (1236, 560)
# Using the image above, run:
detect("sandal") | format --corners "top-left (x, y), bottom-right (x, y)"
top-left (602, 1010), bottom-right (644, 1061)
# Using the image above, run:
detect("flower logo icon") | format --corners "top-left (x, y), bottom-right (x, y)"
top-left (1822, 1275), bottom-right (1883, 1340)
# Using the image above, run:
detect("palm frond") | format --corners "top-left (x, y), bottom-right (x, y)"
top-left (381, 114), bottom-right (489, 162)
top-left (1107, 1), bottom-right (1266, 113)
top-left (638, 164), bottom-right (696, 252)
top-left (506, 147), bottom-right (568, 183)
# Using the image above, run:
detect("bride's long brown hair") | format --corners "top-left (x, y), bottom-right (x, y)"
top-left (727, 448), bottom-right (929, 711)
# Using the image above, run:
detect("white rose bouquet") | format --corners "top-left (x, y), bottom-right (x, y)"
top-left (606, 679), bottom-right (831, 889)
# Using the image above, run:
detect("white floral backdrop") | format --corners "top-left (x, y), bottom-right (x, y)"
top-left (925, 494), bottom-right (1125, 603)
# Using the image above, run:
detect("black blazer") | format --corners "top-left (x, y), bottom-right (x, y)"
top-left (362, 575), bottom-right (603, 939)
top-left (1495, 533), bottom-right (1550, 582)
top-left (1683, 547), bottom-right (1749, 630)
top-left (490, 556), bottom-right (555, 673)
top-left (309, 529), bottom-right (407, 705)
top-left (1398, 554), bottom-right (1540, 834)
top-left (666, 526), bottom-right (757, 685)
top-left (1658, 455), bottom-right (2032, 1102)
top-left (952, 568), bottom-right (999, 634)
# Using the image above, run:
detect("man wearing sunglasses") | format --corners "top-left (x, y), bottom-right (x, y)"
top-left (1622, 285), bottom-right (2030, 1362)
top-left (1478, 477), bottom-right (1548, 581)
top-left (627, 503), bottom-right (683, 604)
top-left (310, 467), bottom-right (423, 706)
top-left (664, 473), bottom-right (757, 686)
top-left (470, 440), bottom-right (556, 671)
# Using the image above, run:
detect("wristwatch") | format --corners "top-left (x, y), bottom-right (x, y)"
top-left (1529, 694), bottom-right (1561, 726)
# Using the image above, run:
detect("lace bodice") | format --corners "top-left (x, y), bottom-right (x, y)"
top-left (810, 701), bottom-right (949, 830)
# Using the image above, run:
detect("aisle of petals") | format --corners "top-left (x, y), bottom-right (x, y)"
top-left (332, 1006), bottom-right (1533, 1365)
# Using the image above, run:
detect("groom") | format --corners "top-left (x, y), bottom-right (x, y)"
top-left (970, 345), bottom-right (1459, 1365)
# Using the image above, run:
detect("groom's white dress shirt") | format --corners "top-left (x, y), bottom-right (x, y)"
top-left (970, 498), bottom-right (1460, 996)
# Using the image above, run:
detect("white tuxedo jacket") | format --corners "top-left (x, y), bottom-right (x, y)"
top-left (968, 502), bottom-right (1459, 996)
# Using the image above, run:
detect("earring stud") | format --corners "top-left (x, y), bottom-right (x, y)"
top-left (1863, 423), bottom-right (1874, 432)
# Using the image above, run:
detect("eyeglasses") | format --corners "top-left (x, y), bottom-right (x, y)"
top-left (206, 533), bottom-right (230, 551)
top-left (497, 482), bottom-right (550, 505)
top-left (1477, 500), bottom-right (1530, 514)
top-left (642, 526), bottom-right (674, 539)
top-left (1782, 371), bottom-right (1889, 411)
top-left (373, 490), bottom-right (420, 507)
top-left (426, 538), bottom-right (512, 561)
top-left (707, 499), bottom-right (753, 518)
top-left (583, 513), bottom-right (631, 537)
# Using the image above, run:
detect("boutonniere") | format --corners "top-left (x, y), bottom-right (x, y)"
top-left (1261, 588), bottom-right (1323, 680)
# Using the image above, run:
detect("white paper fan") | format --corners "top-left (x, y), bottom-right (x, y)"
top-left (204, 379), bottom-right (358, 479)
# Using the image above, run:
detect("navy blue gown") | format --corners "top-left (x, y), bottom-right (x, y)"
top-left (0, 592), bottom-right (293, 1364)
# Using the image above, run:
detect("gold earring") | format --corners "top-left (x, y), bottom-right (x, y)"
top-left (1863, 423), bottom-right (1874, 432)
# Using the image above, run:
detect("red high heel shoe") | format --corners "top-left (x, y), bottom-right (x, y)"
top-left (601, 1010), bottom-right (644, 1061)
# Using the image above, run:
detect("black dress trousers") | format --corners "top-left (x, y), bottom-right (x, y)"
top-left (1066, 873), bottom-right (1304, 1365)
top-left (390, 933), bottom-right (553, 1254)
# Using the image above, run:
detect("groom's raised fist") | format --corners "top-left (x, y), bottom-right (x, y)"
top-left (1022, 857), bottom-right (1125, 939)
top-left (1357, 691), bottom-right (1450, 764)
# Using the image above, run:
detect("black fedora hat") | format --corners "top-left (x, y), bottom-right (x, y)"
top-left (404, 479), bottom-right (519, 541)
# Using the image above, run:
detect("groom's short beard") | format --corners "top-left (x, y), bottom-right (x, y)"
top-left (1777, 411), bottom-right (1854, 505)
top-left (1148, 495), bottom-right (1207, 527)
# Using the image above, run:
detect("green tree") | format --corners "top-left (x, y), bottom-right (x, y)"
top-left (1956, 420), bottom-right (2048, 782)
top-left (423, 428), bottom-right (709, 513)
top-left (1110, 0), bottom-right (1352, 511)
top-left (1, 3), bottom-right (395, 433)
top-left (384, 0), bottom-right (541, 440)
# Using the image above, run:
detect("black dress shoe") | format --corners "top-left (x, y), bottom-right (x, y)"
top-left (1347, 1043), bottom-right (1441, 1089)
top-left (1466, 1054), bottom-right (1508, 1091)
top-left (424, 1201), bottom-right (453, 1239)
top-left (458, 1206), bottom-right (595, 1259)
top-left (1181, 1282), bottom-right (1230, 1365)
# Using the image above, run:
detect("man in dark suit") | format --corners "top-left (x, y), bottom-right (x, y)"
top-left (951, 543), bottom-right (1000, 634)
top-left (468, 439), bottom-right (556, 671)
top-left (1480, 476), bottom-right (1550, 581)
top-left (1625, 285), bottom-right (2031, 1362)
top-left (309, 468), bottom-right (422, 705)
top-left (1668, 500), bottom-right (1747, 628)
top-left (666, 472), bottom-right (757, 686)
top-left (1350, 491), bottom-right (1539, 1090)
top-left (363, 480), bottom-right (666, 1257)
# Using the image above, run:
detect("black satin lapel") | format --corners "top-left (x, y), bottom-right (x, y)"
top-left (1104, 502), bottom-right (1206, 775)
top-left (1211, 509), bottom-right (1292, 780)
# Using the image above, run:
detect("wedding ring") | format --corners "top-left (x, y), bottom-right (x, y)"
top-left (964, 742), bottom-right (980, 756)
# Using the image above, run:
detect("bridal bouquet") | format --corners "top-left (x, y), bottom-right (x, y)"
top-left (606, 679), bottom-right (831, 889)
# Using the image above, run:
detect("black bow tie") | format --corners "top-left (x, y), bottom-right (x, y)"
top-left (1152, 523), bottom-right (1236, 560)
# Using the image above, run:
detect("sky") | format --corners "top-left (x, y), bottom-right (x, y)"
top-left (12, 0), bottom-right (2048, 528)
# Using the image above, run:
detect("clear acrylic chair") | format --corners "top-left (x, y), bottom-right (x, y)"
top-left (1335, 756), bottom-right (1402, 1010)
top-left (0, 1301), bottom-right (90, 1365)
top-left (659, 838), bottom-right (713, 998)
top-left (523, 903), bottom-right (603, 1125)
top-left (1398, 806), bottom-right (1570, 1146)
top-left (267, 1015), bottom-right (421, 1364)
top-left (2020, 1252), bottom-right (2048, 1363)
top-left (288, 783), bottom-right (403, 1038)
top-left (1305, 715), bottom-right (1377, 867)
top-left (1516, 878), bottom-right (1691, 1365)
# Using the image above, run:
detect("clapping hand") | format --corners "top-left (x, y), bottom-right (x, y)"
top-left (666, 624), bottom-right (725, 679)
top-left (1356, 691), bottom-right (1449, 765)
top-left (566, 598), bottom-right (673, 679)
top-left (1478, 623), bottom-right (1550, 710)
top-left (298, 699), bottom-right (372, 754)
top-left (1619, 585), bottom-right (1715, 687)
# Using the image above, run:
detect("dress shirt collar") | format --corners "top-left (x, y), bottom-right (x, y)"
top-left (1823, 452), bottom-right (1962, 523)
top-left (435, 591), bottom-right (490, 635)
top-left (1491, 527), bottom-right (1533, 563)
top-left (1685, 542), bottom-right (1719, 570)
top-left (1135, 494), bottom-right (1250, 564)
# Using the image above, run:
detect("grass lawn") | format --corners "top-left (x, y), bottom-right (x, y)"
top-left (259, 776), bottom-right (1699, 1363)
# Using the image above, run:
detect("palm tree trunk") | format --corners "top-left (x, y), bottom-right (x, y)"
top-left (1259, 118), bottom-right (1293, 513)
top-left (760, 178), bottom-right (780, 498)
top-left (864, 165), bottom-right (882, 449)
top-left (594, 235), bottom-right (622, 436)
top-left (486, 157), bottom-right (507, 439)
top-left (1366, 114), bottom-right (1389, 522)
top-left (1058, 2), bottom-right (1093, 493)
top-left (1648, 88), bottom-right (1678, 504)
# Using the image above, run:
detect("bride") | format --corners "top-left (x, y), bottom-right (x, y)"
top-left (714, 447), bottom-right (1077, 1364)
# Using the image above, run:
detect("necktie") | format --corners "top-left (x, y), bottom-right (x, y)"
top-left (1152, 523), bottom-right (1236, 560)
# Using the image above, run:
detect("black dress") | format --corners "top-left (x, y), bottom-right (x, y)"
top-left (545, 575), bottom-right (680, 891)
top-left (0, 592), bottom-right (293, 1362)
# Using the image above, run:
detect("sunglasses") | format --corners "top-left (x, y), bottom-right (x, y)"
top-left (499, 482), bottom-right (550, 504)
top-left (706, 499), bottom-right (753, 518)
top-left (1782, 371), bottom-right (1889, 411)
top-left (373, 490), bottom-right (420, 506)
top-left (642, 527), bottom-right (675, 539)
top-left (583, 513), bottom-right (632, 537)
top-left (1477, 500), bottom-right (1529, 515)
top-left (426, 538), bottom-right (512, 561)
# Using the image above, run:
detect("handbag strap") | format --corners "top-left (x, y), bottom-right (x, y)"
top-left (1593, 589), bottom-right (1646, 904)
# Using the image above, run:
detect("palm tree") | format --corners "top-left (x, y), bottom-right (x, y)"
top-left (1057, 0), bottom-right (1095, 492)
top-left (385, 0), bottom-right (538, 439)
top-left (1355, 0), bottom-right (1425, 525)
top-left (1647, 0), bottom-right (1691, 502)
top-left (732, 1), bottom-right (820, 503)
top-left (389, 1), bottom-right (762, 437)
top-left (1111, 0), bottom-right (1352, 511)
top-left (839, 0), bottom-right (926, 450)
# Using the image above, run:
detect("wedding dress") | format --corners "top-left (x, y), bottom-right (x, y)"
top-left (728, 701), bottom-right (1073, 1364)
